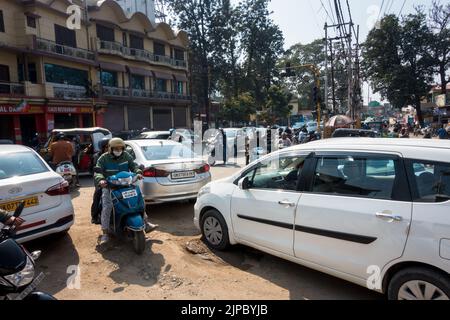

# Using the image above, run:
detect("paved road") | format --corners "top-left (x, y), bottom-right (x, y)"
top-left (26, 160), bottom-right (382, 300)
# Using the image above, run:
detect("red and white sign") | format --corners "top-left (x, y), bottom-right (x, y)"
top-left (0, 104), bottom-right (44, 114)
top-left (47, 106), bottom-right (93, 114)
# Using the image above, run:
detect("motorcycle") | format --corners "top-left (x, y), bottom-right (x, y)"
top-left (0, 202), bottom-right (56, 301)
top-left (55, 161), bottom-right (77, 188)
top-left (102, 171), bottom-right (147, 255)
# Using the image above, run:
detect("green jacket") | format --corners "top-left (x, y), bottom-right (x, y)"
top-left (94, 151), bottom-right (142, 186)
top-left (0, 208), bottom-right (11, 224)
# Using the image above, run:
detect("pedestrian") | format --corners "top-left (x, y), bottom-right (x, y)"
top-left (220, 128), bottom-right (227, 165)
top-left (245, 134), bottom-right (250, 165)
top-left (280, 132), bottom-right (292, 148)
top-left (437, 125), bottom-right (448, 140)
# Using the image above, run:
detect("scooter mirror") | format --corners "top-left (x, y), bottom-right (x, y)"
top-left (30, 250), bottom-right (42, 261)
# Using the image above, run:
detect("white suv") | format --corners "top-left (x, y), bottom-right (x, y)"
top-left (194, 138), bottom-right (450, 300)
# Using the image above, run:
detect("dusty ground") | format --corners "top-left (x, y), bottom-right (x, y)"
top-left (27, 163), bottom-right (382, 300)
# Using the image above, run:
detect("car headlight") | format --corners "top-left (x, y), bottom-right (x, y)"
top-left (198, 186), bottom-right (211, 198)
top-left (4, 257), bottom-right (35, 287)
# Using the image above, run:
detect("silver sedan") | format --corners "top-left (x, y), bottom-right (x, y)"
top-left (124, 140), bottom-right (211, 204)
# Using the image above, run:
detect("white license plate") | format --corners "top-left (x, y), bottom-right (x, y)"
top-left (122, 190), bottom-right (138, 199)
top-left (171, 171), bottom-right (195, 179)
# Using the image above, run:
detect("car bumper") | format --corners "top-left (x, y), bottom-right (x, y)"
top-left (14, 199), bottom-right (75, 243)
top-left (141, 176), bottom-right (211, 204)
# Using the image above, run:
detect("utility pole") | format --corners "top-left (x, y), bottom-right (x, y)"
top-left (329, 39), bottom-right (336, 113)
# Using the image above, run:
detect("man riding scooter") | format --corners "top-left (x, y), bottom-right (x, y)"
top-left (94, 138), bottom-right (158, 245)
top-left (49, 133), bottom-right (80, 188)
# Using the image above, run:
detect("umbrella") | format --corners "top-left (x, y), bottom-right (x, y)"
top-left (326, 115), bottom-right (354, 128)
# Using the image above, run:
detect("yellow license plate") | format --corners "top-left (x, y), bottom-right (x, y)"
top-left (0, 197), bottom-right (39, 212)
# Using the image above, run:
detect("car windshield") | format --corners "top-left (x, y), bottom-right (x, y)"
top-left (141, 144), bottom-right (196, 161)
top-left (0, 152), bottom-right (49, 180)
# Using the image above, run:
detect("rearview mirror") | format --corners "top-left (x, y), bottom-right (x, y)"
top-left (238, 176), bottom-right (251, 190)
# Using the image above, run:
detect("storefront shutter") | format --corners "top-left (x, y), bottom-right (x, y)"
top-left (127, 106), bottom-right (150, 130)
top-left (153, 108), bottom-right (172, 131)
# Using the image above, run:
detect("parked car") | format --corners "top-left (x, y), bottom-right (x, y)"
top-left (0, 140), bottom-right (13, 145)
top-left (306, 121), bottom-right (318, 133)
top-left (0, 145), bottom-right (74, 243)
top-left (194, 138), bottom-right (450, 300)
top-left (332, 129), bottom-right (379, 138)
top-left (40, 127), bottom-right (112, 175)
top-left (125, 140), bottom-right (211, 204)
top-left (133, 131), bottom-right (171, 140)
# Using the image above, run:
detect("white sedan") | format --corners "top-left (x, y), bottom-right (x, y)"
top-left (195, 138), bottom-right (450, 300)
top-left (0, 145), bottom-right (74, 243)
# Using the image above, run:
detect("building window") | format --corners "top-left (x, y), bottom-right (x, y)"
top-left (0, 10), bottom-right (5, 32)
top-left (54, 24), bottom-right (76, 48)
top-left (45, 63), bottom-right (88, 86)
top-left (154, 42), bottom-right (166, 56)
top-left (174, 49), bottom-right (184, 61)
top-left (155, 79), bottom-right (167, 92)
top-left (18, 62), bottom-right (38, 84)
top-left (98, 70), bottom-right (117, 87)
top-left (26, 15), bottom-right (36, 28)
top-left (122, 32), bottom-right (127, 47)
top-left (177, 81), bottom-right (183, 94)
top-left (130, 35), bottom-right (144, 49)
top-left (96, 24), bottom-right (115, 42)
top-left (131, 74), bottom-right (145, 90)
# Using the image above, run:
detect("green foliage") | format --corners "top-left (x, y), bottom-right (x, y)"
top-left (219, 92), bottom-right (257, 124)
top-left (258, 85), bottom-right (293, 125)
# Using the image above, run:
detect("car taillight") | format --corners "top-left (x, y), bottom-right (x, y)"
top-left (196, 164), bottom-right (210, 174)
top-left (143, 168), bottom-right (169, 177)
top-left (46, 180), bottom-right (70, 196)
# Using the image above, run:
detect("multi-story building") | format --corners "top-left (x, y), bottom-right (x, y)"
top-left (0, 0), bottom-right (190, 145)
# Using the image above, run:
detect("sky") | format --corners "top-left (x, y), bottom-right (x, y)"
top-left (228, 0), bottom-right (436, 104)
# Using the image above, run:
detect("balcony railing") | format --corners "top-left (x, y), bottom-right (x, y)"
top-left (101, 85), bottom-right (191, 101)
top-left (52, 83), bottom-right (87, 100)
top-left (36, 38), bottom-right (96, 61)
top-left (102, 85), bottom-right (129, 97)
top-left (0, 82), bottom-right (25, 95)
top-left (97, 39), bottom-right (187, 69)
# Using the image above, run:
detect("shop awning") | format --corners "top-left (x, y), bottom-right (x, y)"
top-left (173, 73), bottom-right (188, 82)
top-left (127, 66), bottom-right (153, 77)
top-left (99, 61), bottom-right (126, 73)
top-left (152, 71), bottom-right (173, 80)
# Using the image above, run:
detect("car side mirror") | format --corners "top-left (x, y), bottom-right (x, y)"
top-left (238, 176), bottom-right (251, 190)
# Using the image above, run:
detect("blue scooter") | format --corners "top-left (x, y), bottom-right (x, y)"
top-left (105, 171), bottom-right (146, 254)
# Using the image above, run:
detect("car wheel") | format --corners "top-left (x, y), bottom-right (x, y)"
top-left (388, 267), bottom-right (450, 300)
top-left (200, 209), bottom-right (230, 251)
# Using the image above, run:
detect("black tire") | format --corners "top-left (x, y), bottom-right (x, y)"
top-left (200, 209), bottom-right (230, 251)
top-left (133, 231), bottom-right (146, 255)
top-left (387, 267), bottom-right (450, 300)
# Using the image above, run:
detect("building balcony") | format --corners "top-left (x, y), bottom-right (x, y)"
top-left (0, 82), bottom-right (25, 96)
top-left (36, 38), bottom-right (96, 62)
top-left (101, 85), bottom-right (191, 102)
top-left (96, 39), bottom-right (187, 69)
top-left (51, 83), bottom-right (88, 100)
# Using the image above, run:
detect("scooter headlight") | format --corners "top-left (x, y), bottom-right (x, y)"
top-left (4, 257), bottom-right (35, 287)
top-left (118, 177), bottom-right (133, 185)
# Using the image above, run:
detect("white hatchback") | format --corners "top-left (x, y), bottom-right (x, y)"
top-left (0, 145), bottom-right (74, 243)
top-left (194, 138), bottom-right (450, 300)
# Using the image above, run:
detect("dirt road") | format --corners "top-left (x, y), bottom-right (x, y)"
top-left (28, 165), bottom-right (382, 300)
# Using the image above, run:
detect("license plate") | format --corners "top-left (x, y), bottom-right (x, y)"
top-left (171, 171), bottom-right (195, 180)
top-left (0, 196), bottom-right (39, 212)
top-left (122, 190), bottom-right (138, 199)
top-left (14, 272), bottom-right (45, 300)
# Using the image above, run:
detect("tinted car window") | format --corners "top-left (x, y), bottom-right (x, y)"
top-left (312, 156), bottom-right (396, 200)
top-left (141, 145), bottom-right (195, 161)
top-left (0, 152), bottom-right (48, 179)
top-left (412, 161), bottom-right (450, 203)
top-left (243, 156), bottom-right (306, 191)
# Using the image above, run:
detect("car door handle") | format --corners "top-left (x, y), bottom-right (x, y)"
top-left (278, 201), bottom-right (296, 207)
top-left (376, 212), bottom-right (403, 222)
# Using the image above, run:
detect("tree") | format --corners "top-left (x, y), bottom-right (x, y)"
top-left (219, 92), bottom-right (257, 125)
top-left (362, 14), bottom-right (434, 125)
top-left (238, 0), bottom-right (284, 108)
top-left (258, 85), bottom-right (292, 125)
top-left (428, 0), bottom-right (450, 96)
